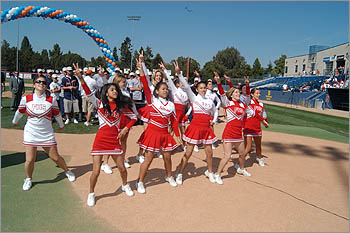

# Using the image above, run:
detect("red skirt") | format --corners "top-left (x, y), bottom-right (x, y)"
top-left (243, 128), bottom-right (262, 137)
top-left (222, 121), bottom-right (244, 143)
top-left (137, 105), bottom-right (151, 123)
top-left (175, 103), bottom-right (187, 126)
top-left (137, 124), bottom-right (178, 152)
top-left (183, 114), bottom-right (216, 145)
top-left (91, 126), bottom-right (123, 156)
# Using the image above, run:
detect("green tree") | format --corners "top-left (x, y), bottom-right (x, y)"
top-left (112, 46), bottom-right (118, 62)
top-left (273, 54), bottom-right (286, 76)
top-left (265, 61), bottom-right (274, 74)
top-left (251, 58), bottom-right (264, 78)
top-left (119, 37), bottom-right (132, 70)
top-left (40, 49), bottom-right (50, 69)
top-left (144, 46), bottom-right (153, 69)
top-left (19, 36), bottom-right (34, 72)
top-left (151, 53), bottom-right (164, 71)
top-left (1, 40), bottom-right (17, 71)
top-left (49, 43), bottom-right (62, 70)
top-left (170, 56), bottom-right (200, 80)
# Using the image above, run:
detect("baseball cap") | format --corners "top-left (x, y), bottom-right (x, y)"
top-left (194, 77), bottom-right (200, 82)
top-left (66, 66), bottom-right (73, 71)
top-left (129, 72), bottom-right (135, 76)
top-left (86, 69), bottom-right (93, 75)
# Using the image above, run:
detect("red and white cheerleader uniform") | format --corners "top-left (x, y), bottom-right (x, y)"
top-left (163, 70), bottom-right (189, 127)
top-left (227, 79), bottom-right (251, 105)
top-left (217, 83), bottom-right (264, 143)
top-left (12, 93), bottom-right (64, 147)
top-left (119, 88), bottom-right (140, 131)
top-left (178, 74), bottom-right (218, 145)
top-left (81, 83), bottom-right (137, 156)
top-left (205, 88), bottom-right (221, 123)
top-left (243, 99), bottom-right (268, 137)
top-left (137, 67), bottom-right (180, 152)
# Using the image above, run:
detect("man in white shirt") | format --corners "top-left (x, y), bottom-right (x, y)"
top-left (81, 69), bottom-right (97, 126)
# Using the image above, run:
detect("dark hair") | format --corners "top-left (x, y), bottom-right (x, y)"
top-left (153, 82), bottom-right (169, 100)
top-left (196, 81), bottom-right (207, 89)
top-left (33, 75), bottom-right (46, 84)
top-left (251, 88), bottom-right (260, 95)
top-left (173, 78), bottom-right (180, 86)
top-left (100, 83), bottom-right (132, 115)
top-left (32, 75), bottom-right (50, 95)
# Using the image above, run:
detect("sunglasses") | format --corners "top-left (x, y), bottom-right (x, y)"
top-left (35, 80), bottom-right (47, 85)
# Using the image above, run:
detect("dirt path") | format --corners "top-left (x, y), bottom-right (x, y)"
top-left (1, 126), bottom-right (348, 232)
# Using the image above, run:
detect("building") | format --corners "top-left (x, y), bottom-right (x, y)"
top-left (284, 42), bottom-right (350, 77)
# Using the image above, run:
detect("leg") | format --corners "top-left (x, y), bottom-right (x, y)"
top-left (237, 142), bottom-right (247, 169)
top-left (203, 144), bottom-right (213, 173)
top-left (216, 142), bottom-right (233, 175)
top-left (89, 156), bottom-right (103, 193)
top-left (120, 132), bottom-right (129, 162)
top-left (177, 143), bottom-right (195, 174)
top-left (253, 136), bottom-right (263, 159)
top-left (102, 155), bottom-right (110, 165)
top-left (42, 146), bottom-right (68, 171)
top-left (25, 146), bottom-right (37, 178)
top-left (138, 150), bottom-right (155, 182)
top-left (110, 155), bottom-right (127, 185)
top-left (162, 151), bottom-right (172, 178)
top-left (244, 136), bottom-right (253, 158)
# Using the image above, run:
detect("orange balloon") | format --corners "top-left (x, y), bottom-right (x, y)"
top-left (112, 62), bottom-right (116, 66)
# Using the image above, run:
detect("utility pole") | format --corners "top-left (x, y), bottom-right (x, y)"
top-left (16, 21), bottom-right (19, 72)
top-left (127, 16), bottom-right (141, 71)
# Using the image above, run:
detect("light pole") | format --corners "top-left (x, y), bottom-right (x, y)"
top-left (16, 21), bottom-right (19, 72)
top-left (127, 16), bottom-right (141, 71)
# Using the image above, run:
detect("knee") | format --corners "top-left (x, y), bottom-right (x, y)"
top-left (92, 169), bottom-right (100, 178)
top-left (118, 166), bottom-right (127, 174)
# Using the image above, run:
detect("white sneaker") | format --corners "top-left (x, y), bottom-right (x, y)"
top-left (65, 170), bottom-right (76, 182)
top-left (194, 145), bottom-right (199, 152)
top-left (84, 121), bottom-right (91, 127)
top-left (23, 178), bottom-right (32, 191)
top-left (237, 167), bottom-right (251, 177)
top-left (234, 163), bottom-right (240, 170)
top-left (215, 174), bottom-right (223, 185)
top-left (136, 181), bottom-right (146, 194)
top-left (165, 176), bottom-right (177, 187)
top-left (73, 118), bottom-right (78, 124)
top-left (136, 154), bottom-right (145, 164)
top-left (175, 173), bottom-right (183, 185)
top-left (101, 164), bottom-right (113, 174)
top-left (204, 170), bottom-right (216, 183)
top-left (155, 152), bottom-right (163, 159)
top-left (64, 119), bottom-right (70, 125)
top-left (256, 158), bottom-right (265, 167)
top-left (87, 193), bottom-right (95, 206)
top-left (121, 183), bottom-right (134, 196)
top-left (124, 160), bottom-right (131, 168)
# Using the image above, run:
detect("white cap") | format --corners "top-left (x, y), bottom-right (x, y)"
top-left (194, 77), bottom-right (200, 82)
top-left (213, 87), bottom-right (218, 91)
top-left (129, 72), bottom-right (135, 76)
top-left (135, 70), bottom-right (140, 75)
top-left (83, 67), bottom-right (88, 72)
top-left (116, 67), bottom-right (121, 71)
top-left (62, 67), bottom-right (67, 72)
top-left (66, 66), bottom-right (73, 71)
top-left (47, 69), bottom-right (54, 73)
top-left (37, 68), bottom-right (43, 73)
top-left (52, 74), bottom-right (58, 78)
top-left (148, 71), bottom-right (152, 76)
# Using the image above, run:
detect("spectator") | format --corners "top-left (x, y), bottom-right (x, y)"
top-left (282, 83), bottom-right (288, 91)
top-left (61, 66), bottom-right (79, 124)
top-left (9, 71), bottom-right (25, 111)
top-left (1, 71), bottom-right (6, 92)
top-left (126, 71), bottom-right (144, 125)
top-left (49, 74), bottom-right (61, 106)
top-left (81, 69), bottom-right (97, 126)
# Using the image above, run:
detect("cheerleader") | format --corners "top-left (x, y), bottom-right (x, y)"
top-left (224, 74), bottom-right (250, 105)
top-left (173, 62), bottom-right (218, 185)
top-left (135, 54), bottom-right (182, 194)
top-left (12, 75), bottom-right (76, 191)
top-left (205, 79), bottom-right (221, 149)
top-left (213, 73), bottom-right (268, 184)
top-left (243, 88), bottom-right (269, 167)
top-left (100, 74), bottom-right (140, 173)
top-left (72, 64), bottom-right (137, 207)
top-left (158, 62), bottom-right (189, 145)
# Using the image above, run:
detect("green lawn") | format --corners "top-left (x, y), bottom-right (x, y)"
top-left (1, 151), bottom-right (116, 232)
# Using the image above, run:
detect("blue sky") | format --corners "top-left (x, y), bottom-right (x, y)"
top-left (1, 1), bottom-right (349, 69)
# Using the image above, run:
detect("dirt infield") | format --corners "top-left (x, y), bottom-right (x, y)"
top-left (1, 125), bottom-right (348, 232)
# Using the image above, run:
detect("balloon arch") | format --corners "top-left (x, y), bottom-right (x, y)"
top-left (1, 6), bottom-right (118, 74)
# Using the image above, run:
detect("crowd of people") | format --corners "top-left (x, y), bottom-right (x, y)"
top-left (10, 51), bottom-right (270, 207)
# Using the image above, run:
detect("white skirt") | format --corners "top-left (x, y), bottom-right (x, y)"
top-left (23, 124), bottom-right (57, 147)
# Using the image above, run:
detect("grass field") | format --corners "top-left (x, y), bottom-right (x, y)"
top-left (1, 151), bottom-right (115, 232)
top-left (1, 97), bottom-right (348, 143)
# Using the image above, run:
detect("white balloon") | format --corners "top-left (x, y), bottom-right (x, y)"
top-left (6, 14), bottom-right (11, 19)
top-left (107, 50), bottom-right (111, 54)
top-left (103, 48), bottom-right (107, 52)
top-left (100, 47), bottom-right (103, 50)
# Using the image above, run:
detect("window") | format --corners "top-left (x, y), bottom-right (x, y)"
top-left (302, 64), bottom-right (306, 71)
top-left (311, 63), bottom-right (315, 71)
top-left (295, 65), bottom-right (298, 73)
top-left (285, 66), bottom-right (288, 73)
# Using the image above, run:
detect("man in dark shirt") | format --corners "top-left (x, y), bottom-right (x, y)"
top-left (61, 66), bottom-right (79, 124)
